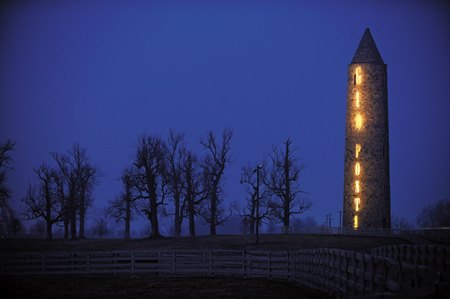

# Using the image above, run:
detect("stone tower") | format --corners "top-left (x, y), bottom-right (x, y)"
top-left (343, 29), bottom-right (391, 229)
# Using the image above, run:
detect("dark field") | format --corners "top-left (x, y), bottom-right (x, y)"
top-left (1, 276), bottom-right (331, 299)
top-left (0, 233), bottom-right (411, 253)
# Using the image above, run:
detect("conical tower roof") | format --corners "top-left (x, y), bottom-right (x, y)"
top-left (351, 28), bottom-right (385, 64)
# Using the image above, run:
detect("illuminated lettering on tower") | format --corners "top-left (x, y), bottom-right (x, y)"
top-left (353, 65), bottom-right (363, 229)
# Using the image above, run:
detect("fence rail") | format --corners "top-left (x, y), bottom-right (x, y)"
top-left (0, 250), bottom-right (292, 279)
top-left (371, 244), bottom-right (450, 277)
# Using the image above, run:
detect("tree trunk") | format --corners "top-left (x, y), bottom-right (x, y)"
top-left (70, 195), bottom-right (77, 240)
top-left (46, 222), bottom-right (53, 241)
top-left (210, 191), bottom-right (217, 235)
top-left (79, 195), bottom-right (85, 239)
top-left (189, 209), bottom-right (196, 237)
top-left (45, 186), bottom-right (52, 241)
top-left (149, 185), bottom-right (160, 238)
top-left (187, 193), bottom-right (196, 236)
top-left (250, 196), bottom-right (256, 235)
top-left (64, 211), bottom-right (69, 240)
top-left (283, 211), bottom-right (290, 233)
top-left (283, 141), bottom-right (291, 233)
top-left (174, 190), bottom-right (182, 237)
top-left (151, 201), bottom-right (159, 237)
top-left (185, 163), bottom-right (196, 237)
top-left (125, 199), bottom-right (131, 239)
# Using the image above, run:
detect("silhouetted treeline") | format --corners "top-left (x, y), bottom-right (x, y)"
top-left (4, 132), bottom-right (313, 240)
top-left (110, 129), bottom-right (232, 238)
top-left (23, 144), bottom-right (100, 240)
top-left (236, 138), bottom-right (311, 235)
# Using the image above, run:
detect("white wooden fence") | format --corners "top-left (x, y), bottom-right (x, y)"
top-left (371, 245), bottom-right (450, 278)
top-left (1, 247), bottom-right (447, 298)
top-left (0, 250), bottom-right (292, 279)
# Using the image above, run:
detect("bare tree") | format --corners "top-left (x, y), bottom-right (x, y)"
top-left (133, 135), bottom-right (168, 238)
top-left (238, 162), bottom-right (270, 235)
top-left (52, 169), bottom-right (70, 239)
top-left (265, 139), bottom-right (310, 233)
top-left (166, 130), bottom-right (187, 237)
top-left (23, 164), bottom-right (64, 240)
top-left (51, 144), bottom-right (100, 240)
top-left (0, 140), bottom-right (15, 231)
top-left (109, 167), bottom-right (138, 239)
top-left (78, 160), bottom-right (100, 239)
top-left (183, 151), bottom-right (208, 236)
top-left (417, 199), bottom-right (450, 228)
top-left (200, 129), bottom-right (232, 235)
top-left (51, 150), bottom-right (78, 240)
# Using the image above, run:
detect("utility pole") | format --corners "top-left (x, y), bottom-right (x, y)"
top-left (254, 165), bottom-right (262, 244)
top-left (337, 210), bottom-right (342, 228)
top-left (325, 214), bottom-right (332, 228)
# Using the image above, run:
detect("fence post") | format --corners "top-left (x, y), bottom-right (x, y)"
top-left (360, 253), bottom-right (365, 296)
top-left (39, 253), bottom-right (44, 275)
top-left (268, 252), bottom-right (272, 279)
top-left (350, 251), bottom-right (356, 296)
top-left (0, 252), bottom-right (3, 276)
top-left (172, 251), bottom-right (176, 275)
top-left (70, 252), bottom-right (74, 273)
top-left (131, 251), bottom-right (135, 275)
top-left (369, 255), bottom-right (375, 293)
top-left (209, 249), bottom-right (213, 277)
top-left (242, 250), bottom-right (246, 278)
top-left (86, 252), bottom-right (90, 275)
top-left (287, 251), bottom-right (290, 281)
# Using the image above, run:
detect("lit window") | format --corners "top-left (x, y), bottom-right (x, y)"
top-left (354, 215), bottom-right (358, 229)
top-left (355, 181), bottom-right (360, 193)
top-left (356, 66), bottom-right (362, 85)
top-left (355, 162), bottom-right (361, 176)
top-left (355, 197), bottom-right (360, 211)
top-left (355, 91), bottom-right (360, 108)
top-left (355, 114), bottom-right (363, 130)
top-left (355, 144), bottom-right (361, 158)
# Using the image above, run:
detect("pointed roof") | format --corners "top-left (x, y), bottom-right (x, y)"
top-left (351, 28), bottom-right (385, 65)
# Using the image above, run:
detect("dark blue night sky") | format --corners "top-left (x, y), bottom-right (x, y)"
top-left (1, 0), bottom-right (449, 233)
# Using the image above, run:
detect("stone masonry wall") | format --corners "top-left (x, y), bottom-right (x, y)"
top-left (343, 63), bottom-right (391, 229)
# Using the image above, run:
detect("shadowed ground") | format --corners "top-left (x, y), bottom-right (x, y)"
top-left (1, 277), bottom-right (331, 299)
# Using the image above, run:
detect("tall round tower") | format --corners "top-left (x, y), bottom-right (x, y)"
top-left (343, 29), bottom-right (391, 229)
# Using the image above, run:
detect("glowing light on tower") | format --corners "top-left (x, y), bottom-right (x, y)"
top-left (355, 180), bottom-right (360, 193)
top-left (355, 144), bottom-right (361, 158)
top-left (356, 66), bottom-right (362, 85)
top-left (355, 198), bottom-right (360, 211)
top-left (355, 162), bottom-right (361, 176)
top-left (355, 114), bottom-right (363, 130)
